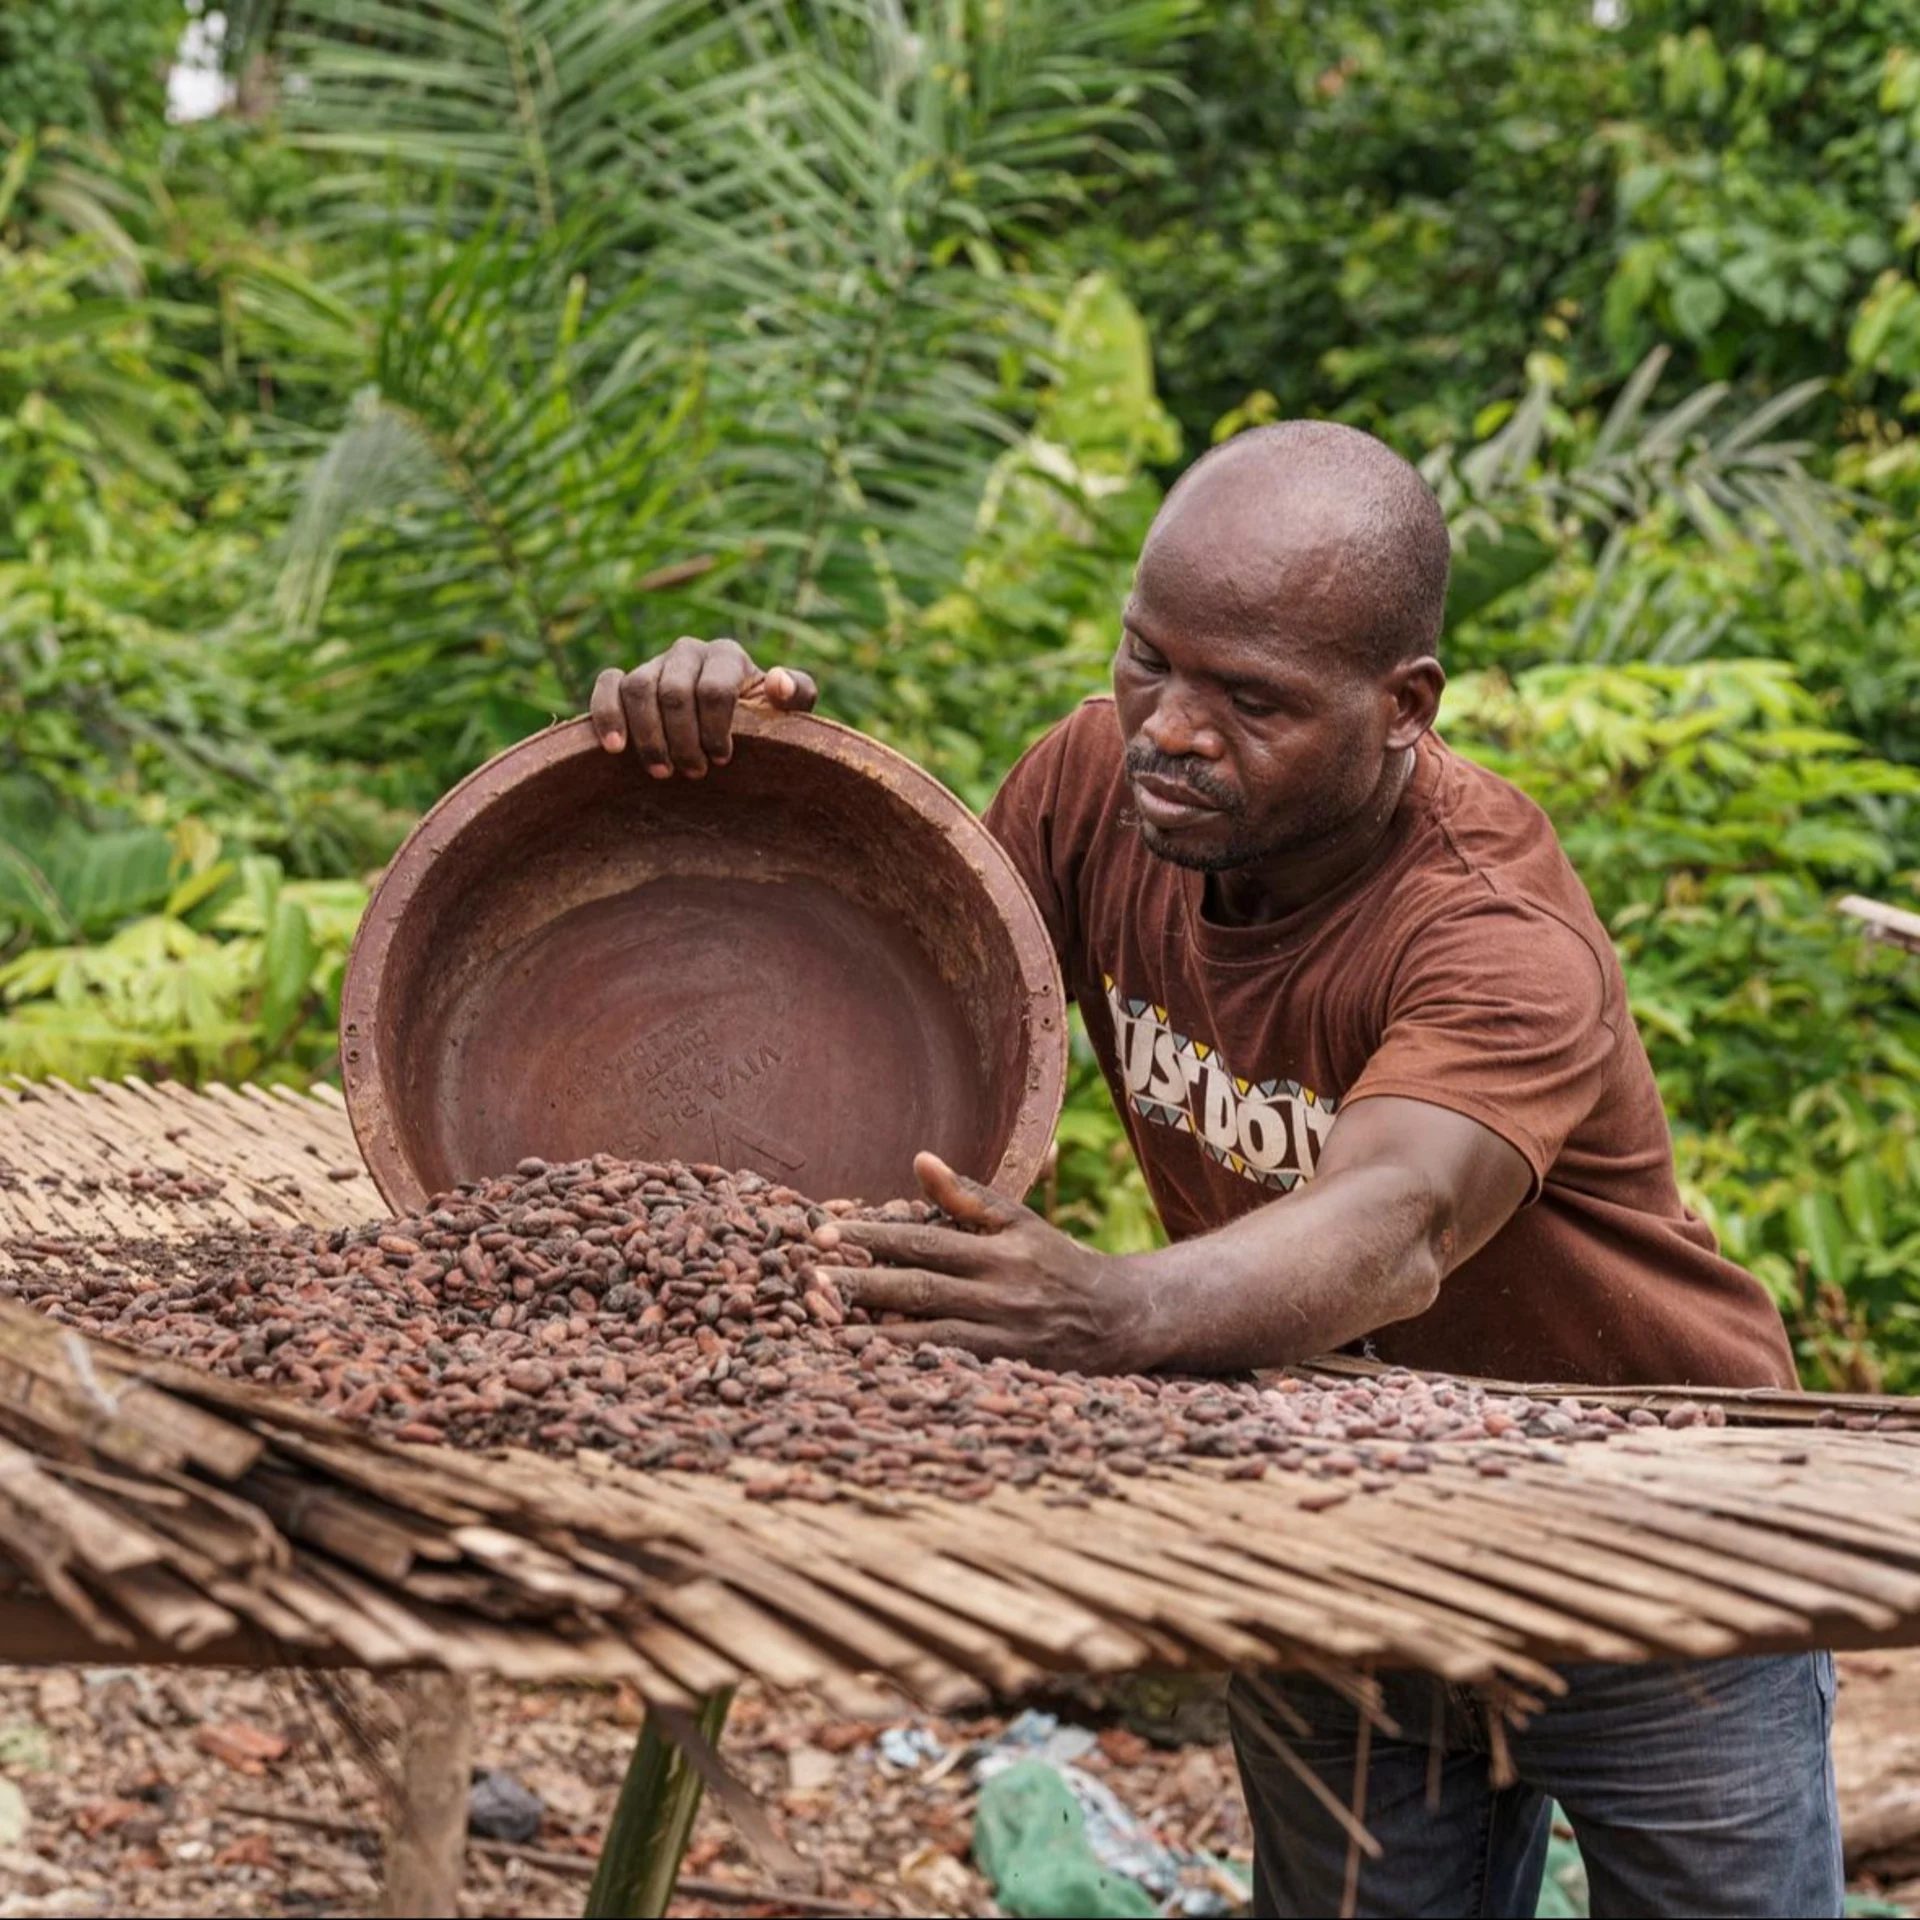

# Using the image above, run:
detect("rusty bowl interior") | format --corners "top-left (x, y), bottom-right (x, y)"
top-left (340, 713), bottom-right (1066, 1214)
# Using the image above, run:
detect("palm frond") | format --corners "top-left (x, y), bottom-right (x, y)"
top-left (638, 3), bottom-right (1191, 630)
top-left (1435, 351), bottom-right (1869, 645)
top-left (257, 214), bottom-right (718, 781)
top-left (266, 0), bottom-right (1193, 688)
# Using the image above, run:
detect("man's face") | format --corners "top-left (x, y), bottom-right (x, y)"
top-left (1110, 522), bottom-right (1403, 874)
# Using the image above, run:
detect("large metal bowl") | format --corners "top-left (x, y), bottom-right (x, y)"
top-left (339, 712), bottom-right (1066, 1213)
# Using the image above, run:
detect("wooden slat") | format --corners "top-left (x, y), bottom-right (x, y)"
top-left (599, 1470), bottom-right (1047, 1696)
top-left (1838, 893), bottom-right (1920, 955)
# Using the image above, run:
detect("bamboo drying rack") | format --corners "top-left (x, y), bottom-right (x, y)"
top-left (3, 1072), bottom-right (1920, 1711)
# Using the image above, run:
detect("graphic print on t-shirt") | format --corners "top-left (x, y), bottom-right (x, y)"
top-left (1104, 976), bottom-right (1337, 1190)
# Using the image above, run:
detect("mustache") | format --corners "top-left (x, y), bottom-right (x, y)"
top-left (1123, 746), bottom-right (1244, 814)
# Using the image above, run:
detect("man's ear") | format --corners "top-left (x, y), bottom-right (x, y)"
top-left (1384, 655), bottom-right (1445, 751)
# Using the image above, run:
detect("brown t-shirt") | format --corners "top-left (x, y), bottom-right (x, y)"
top-left (983, 697), bottom-right (1796, 1389)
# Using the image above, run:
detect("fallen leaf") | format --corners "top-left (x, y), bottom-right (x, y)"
top-left (71, 1799), bottom-right (157, 1839)
top-left (786, 1745), bottom-right (839, 1794)
top-left (898, 1841), bottom-right (979, 1912)
top-left (0, 1847), bottom-right (65, 1897)
top-left (0, 1723), bottom-right (54, 1772)
top-left (193, 1721), bottom-right (290, 1773)
top-left (518, 1764), bottom-right (598, 1832)
top-left (1168, 1746), bottom-right (1225, 1811)
top-left (816, 1721), bottom-right (877, 1754)
top-left (216, 1832), bottom-right (279, 1869)
top-left (0, 1779), bottom-right (28, 1849)
top-left (114, 1767), bottom-right (175, 1810)
top-left (1098, 1726), bottom-right (1151, 1767)
top-left (35, 1672), bottom-right (82, 1717)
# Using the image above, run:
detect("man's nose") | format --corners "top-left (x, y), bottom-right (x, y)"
top-left (1141, 691), bottom-right (1223, 761)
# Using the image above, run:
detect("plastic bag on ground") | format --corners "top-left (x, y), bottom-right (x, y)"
top-left (973, 1758), bottom-right (1162, 1919)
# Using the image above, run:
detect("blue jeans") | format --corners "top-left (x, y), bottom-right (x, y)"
top-left (1227, 1654), bottom-right (1841, 1918)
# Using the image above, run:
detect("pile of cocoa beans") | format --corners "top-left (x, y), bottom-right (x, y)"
top-left (5, 1155), bottom-right (1695, 1502)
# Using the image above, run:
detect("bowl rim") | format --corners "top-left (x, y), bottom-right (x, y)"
top-left (339, 710), bottom-right (1068, 1214)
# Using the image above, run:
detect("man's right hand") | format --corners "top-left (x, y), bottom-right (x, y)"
top-left (589, 638), bottom-right (818, 778)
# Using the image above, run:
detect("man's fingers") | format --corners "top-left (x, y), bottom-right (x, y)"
top-left (695, 643), bottom-right (743, 768)
top-left (593, 643), bottom-right (812, 777)
top-left (914, 1152), bottom-right (1025, 1232)
top-left (834, 1218), bottom-right (996, 1273)
top-left (860, 1319), bottom-right (1021, 1362)
top-left (846, 1267), bottom-right (984, 1319)
top-left (619, 663), bottom-right (672, 776)
top-left (590, 667), bottom-right (629, 751)
top-left (654, 638), bottom-right (711, 776)
top-left (764, 666), bottom-right (818, 712)
top-left (737, 664), bottom-right (819, 717)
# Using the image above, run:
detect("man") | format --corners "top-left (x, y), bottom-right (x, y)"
top-left (591, 421), bottom-right (1840, 1918)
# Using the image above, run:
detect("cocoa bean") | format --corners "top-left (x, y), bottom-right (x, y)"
top-left (25, 1154), bottom-right (1609, 1506)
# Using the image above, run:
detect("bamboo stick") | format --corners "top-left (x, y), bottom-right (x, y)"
top-left (585, 1688), bottom-right (735, 1920)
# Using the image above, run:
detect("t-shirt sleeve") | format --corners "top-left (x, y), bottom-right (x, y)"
top-left (982, 717), bottom-right (1080, 967)
top-left (1340, 901), bottom-right (1615, 1199)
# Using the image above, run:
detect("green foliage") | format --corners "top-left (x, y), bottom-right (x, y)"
top-left (0, 0), bottom-right (185, 139)
top-left (870, 270), bottom-right (1179, 805)
top-left (1448, 661), bottom-right (1920, 1389)
top-left (1093, 0), bottom-right (1920, 445)
top-left (263, 218), bottom-right (716, 786)
top-left (250, 0), bottom-right (1194, 802)
top-left (1429, 346), bottom-right (1865, 648)
top-left (0, 798), bottom-right (173, 948)
top-left (1108, 0), bottom-right (1623, 444)
top-left (1600, 3), bottom-right (1917, 390)
top-left (0, 156), bottom-right (406, 870)
top-left (0, 826), bottom-right (367, 1086)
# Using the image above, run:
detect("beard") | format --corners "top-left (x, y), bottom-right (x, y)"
top-left (1134, 817), bottom-right (1286, 871)
top-left (1134, 813), bottom-right (1351, 872)
top-left (1122, 744), bottom-right (1352, 872)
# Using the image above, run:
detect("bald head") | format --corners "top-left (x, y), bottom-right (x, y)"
top-left (1138, 421), bottom-right (1451, 674)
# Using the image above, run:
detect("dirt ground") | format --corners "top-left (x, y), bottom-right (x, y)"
top-left (0, 1652), bottom-right (1914, 1917)
top-left (1836, 1651), bottom-right (1920, 1905)
top-left (0, 1662), bottom-right (1247, 1918)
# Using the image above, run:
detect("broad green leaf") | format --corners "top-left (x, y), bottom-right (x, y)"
top-left (1670, 275), bottom-right (1728, 344)
top-left (167, 861), bottom-right (240, 921)
top-left (260, 899), bottom-right (319, 1045)
top-left (1791, 1189), bottom-right (1852, 1288)
top-left (1840, 1161), bottom-right (1889, 1245)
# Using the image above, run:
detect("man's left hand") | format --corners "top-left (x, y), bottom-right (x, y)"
top-left (836, 1153), bottom-right (1149, 1373)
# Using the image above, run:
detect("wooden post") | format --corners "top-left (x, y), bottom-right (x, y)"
top-left (380, 1672), bottom-right (475, 1919)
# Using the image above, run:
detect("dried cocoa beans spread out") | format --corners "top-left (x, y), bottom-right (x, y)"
top-left (3, 1156), bottom-right (1723, 1503)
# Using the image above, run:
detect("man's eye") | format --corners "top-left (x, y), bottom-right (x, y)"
top-left (1231, 694), bottom-right (1278, 717)
top-left (1128, 640), bottom-right (1167, 672)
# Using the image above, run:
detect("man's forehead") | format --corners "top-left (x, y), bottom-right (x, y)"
top-left (1132, 504), bottom-right (1350, 642)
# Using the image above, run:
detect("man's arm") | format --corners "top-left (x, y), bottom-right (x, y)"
top-left (1120, 1096), bottom-right (1530, 1371)
top-left (839, 1097), bottom-right (1531, 1374)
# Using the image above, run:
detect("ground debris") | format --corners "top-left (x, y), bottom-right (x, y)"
top-left (1, 1657), bottom-right (1914, 1917)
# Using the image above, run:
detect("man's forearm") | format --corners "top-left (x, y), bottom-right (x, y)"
top-left (1113, 1161), bottom-right (1450, 1374)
